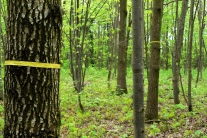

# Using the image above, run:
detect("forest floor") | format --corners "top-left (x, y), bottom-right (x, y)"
top-left (0, 67), bottom-right (207, 138)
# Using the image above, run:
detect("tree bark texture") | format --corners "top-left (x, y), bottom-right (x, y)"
top-left (116, 0), bottom-right (127, 94)
top-left (4, 1), bottom-right (62, 137)
top-left (145, 0), bottom-right (163, 120)
top-left (172, 0), bottom-right (188, 104)
top-left (132, 0), bottom-right (145, 137)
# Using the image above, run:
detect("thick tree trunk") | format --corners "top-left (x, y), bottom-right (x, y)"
top-left (145, 0), bottom-right (163, 120)
top-left (4, 1), bottom-right (62, 137)
top-left (132, 0), bottom-right (145, 137)
top-left (116, 0), bottom-right (127, 95)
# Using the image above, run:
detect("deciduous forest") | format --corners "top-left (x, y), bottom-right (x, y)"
top-left (0, 0), bottom-right (207, 137)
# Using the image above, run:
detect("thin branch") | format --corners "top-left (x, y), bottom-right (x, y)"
top-left (179, 73), bottom-right (188, 105)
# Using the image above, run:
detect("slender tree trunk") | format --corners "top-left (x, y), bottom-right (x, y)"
top-left (165, 26), bottom-right (169, 70)
top-left (172, 0), bottom-right (188, 104)
top-left (97, 26), bottom-right (102, 69)
top-left (145, 0), bottom-right (163, 120)
top-left (4, 1), bottom-right (62, 137)
top-left (107, 23), bottom-right (113, 89)
top-left (107, 1), bottom-right (119, 82)
top-left (113, 2), bottom-right (119, 77)
top-left (126, 8), bottom-right (132, 66)
top-left (196, 0), bottom-right (205, 83)
top-left (0, 0), bottom-right (4, 100)
top-left (116, 0), bottom-right (127, 95)
top-left (69, 0), bottom-right (92, 111)
top-left (187, 0), bottom-right (195, 112)
top-left (144, 0), bottom-right (151, 79)
top-left (132, 0), bottom-right (145, 137)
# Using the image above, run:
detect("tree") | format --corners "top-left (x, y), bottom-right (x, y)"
top-left (0, 0), bottom-right (6, 100)
top-left (144, 0), bottom-right (152, 79)
top-left (116, 0), bottom-right (127, 95)
top-left (162, 26), bottom-right (170, 70)
top-left (172, 0), bottom-right (188, 104)
top-left (68, 0), bottom-right (92, 112)
top-left (4, 1), bottom-right (62, 137)
top-left (145, 0), bottom-right (163, 120)
top-left (64, 0), bottom-right (109, 111)
top-left (196, 0), bottom-right (205, 83)
top-left (187, 0), bottom-right (196, 112)
top-left (132, 0), bottom-right (144, 137)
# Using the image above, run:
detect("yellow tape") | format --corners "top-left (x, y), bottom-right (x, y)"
top-left (150, 41), bottom-right (160, 44)
top-left (5, 60), bottom-right (61, 69)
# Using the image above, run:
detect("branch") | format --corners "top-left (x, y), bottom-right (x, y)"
top-left (179, 73), bottom-right (188, 105)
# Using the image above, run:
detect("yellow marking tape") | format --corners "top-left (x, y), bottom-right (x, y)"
top-left (150, 41), bottom-right (161, 44)
top-left (5, 60), bottom-right (60, 69)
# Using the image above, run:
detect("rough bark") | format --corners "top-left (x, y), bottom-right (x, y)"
top-left (132, 0), bottom-right (145, 137)
top-left (145, 0), bottom-right (163, 120)
top-left (4, 1), bottom-right (62, 137)
top-left (116, 0), bottom-right (127, 95)
top-left (172, 0), bottom-right (188, 104)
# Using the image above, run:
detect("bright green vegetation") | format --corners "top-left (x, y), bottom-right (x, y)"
top-left (0, 68), bottom-right (207, 137)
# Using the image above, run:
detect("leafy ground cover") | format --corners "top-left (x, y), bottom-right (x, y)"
top-left (0, 68), bottom-right (207, 138)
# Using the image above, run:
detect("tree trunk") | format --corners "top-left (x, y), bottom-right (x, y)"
top-left (0, 0), bottom-right (4, 100)
top-left (132, 0), bottom-right (145, 137)
top-left (4, 1), bottom-right (62, 137)
top-left (68, 0), bottom-right (92, 111)
top-left (126, 8), bottom-right (132, 67)
top-left (196, 0), bottom-right (205, 83)
top-left (145, 0), bottom-right (163, 120)
top-left (164, 26), bottom-right (169, 70)
top-left (144, 0), bottom-right (151, 80)
top-left (113, 2), bottom-right (119, 77)
top-left (187, 0), bottom-right (195, 112)
top-left (116, 0), bottom-right (127, 95)
top-left (172, 0), bottom-right (188, 104)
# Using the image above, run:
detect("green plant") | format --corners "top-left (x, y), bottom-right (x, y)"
top-left (184, 130), bottom-right (193, 137)
top-left (192, 130), bottom-right (205, 137)
top-left (150, 123), bottom-right (161, 136)
top-left (171, 122), bottom-right (181, 130)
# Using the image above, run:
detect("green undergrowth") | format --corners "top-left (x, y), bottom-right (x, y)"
top-left (0, 68), bottom-right (206, 137)
top-left (60, 68), bottom-right (207, 137)
top-left (60, 67), bottom-right (134, 137)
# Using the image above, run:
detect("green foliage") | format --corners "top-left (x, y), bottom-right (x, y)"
top-left (0, 68), bottom-right (207, 137)
top-left (0, 0), bottom-right (206, 137)
top-left (149, 123), bottom-right (161, 136)
top-left (192, 130), bottom-right (205, 137)
top-left (0, 117), bottom-right (3, 133)
top-left (184, 130), bottom-right (193, 137)
top-left (59, 68), bottom-right (207, 137)
top-left (0, 101), bottom-right (3, 137)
